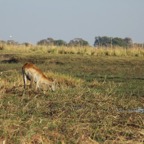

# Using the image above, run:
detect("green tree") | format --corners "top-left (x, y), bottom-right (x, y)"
top-left (37, 38), bottom-right (54, 45)
top-left (68, 38), bottom-right (89, 46)
top-left (94, 36), bottom-right (133, 48)
top-left (54, 40), bottom-right (67, 46)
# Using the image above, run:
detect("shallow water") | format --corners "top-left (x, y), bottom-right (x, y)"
top-left (119, 107), bottom-right (144, 114)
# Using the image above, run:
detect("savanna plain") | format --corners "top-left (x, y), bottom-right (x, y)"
top-left (0, 45), bottom-right (144, 144)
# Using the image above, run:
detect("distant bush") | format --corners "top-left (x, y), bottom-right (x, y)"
top-left (37, 38), bottom-right (55, 46)
top-left (37, 37), bottom-right (89, 47)
top-left (94, 36), bottom-right (133, 48)
top-left (68, 38), bottom-right (89, 46)
top-left (54, 39), bottom-right (67, 46)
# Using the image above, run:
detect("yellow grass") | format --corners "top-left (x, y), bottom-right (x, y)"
top-left (0, 46), bottom-right (144, 143)
top-left (1, 43), bottom-right (144, 57)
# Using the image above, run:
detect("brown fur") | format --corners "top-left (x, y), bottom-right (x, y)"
top-left (22, 63), bottom-right (55, 91)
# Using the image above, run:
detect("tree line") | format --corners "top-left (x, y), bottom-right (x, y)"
top-left (37, 36), bottom-right (134, 47)
top-left (0, 36), bottom-right (143, 48)
top-left (37, 38), bottom-right (89, 47)
top-left (94, 36), bottom-right (133, 48)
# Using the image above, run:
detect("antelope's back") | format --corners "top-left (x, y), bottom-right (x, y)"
top-left (22, 63), bottom-right (46, 79)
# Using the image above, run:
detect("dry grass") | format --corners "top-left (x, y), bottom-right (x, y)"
top-left (1, 44), bottom-right (144, 57)
top-left (0, 45), bottom-right (144, 143)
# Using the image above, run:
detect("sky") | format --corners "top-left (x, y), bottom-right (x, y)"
top-left (0, 0), bottom-right (144, 45)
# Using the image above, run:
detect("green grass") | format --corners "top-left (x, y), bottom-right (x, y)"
top-left (0, 46), bottom-right (144, 144)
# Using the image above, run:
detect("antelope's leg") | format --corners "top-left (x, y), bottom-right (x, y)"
top-left (30, 77), bottom-right (34, 88)
top-left (23, 73), bottom-right (27, 89)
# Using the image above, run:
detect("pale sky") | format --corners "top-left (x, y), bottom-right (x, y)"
top-left (0, 0), bottom-right (144, 45)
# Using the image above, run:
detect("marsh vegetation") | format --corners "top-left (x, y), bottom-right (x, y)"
top-left (0, 45), bottom-right (144, 143)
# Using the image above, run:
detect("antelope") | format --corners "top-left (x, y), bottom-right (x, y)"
top-left (22, 63), bottom-right (55, 92)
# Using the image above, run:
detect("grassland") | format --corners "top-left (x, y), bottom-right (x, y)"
top-left (0, 45), bottom-right (144, 144)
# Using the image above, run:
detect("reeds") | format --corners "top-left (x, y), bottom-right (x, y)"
top-left (1, 43), bottom-right (144, 57)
